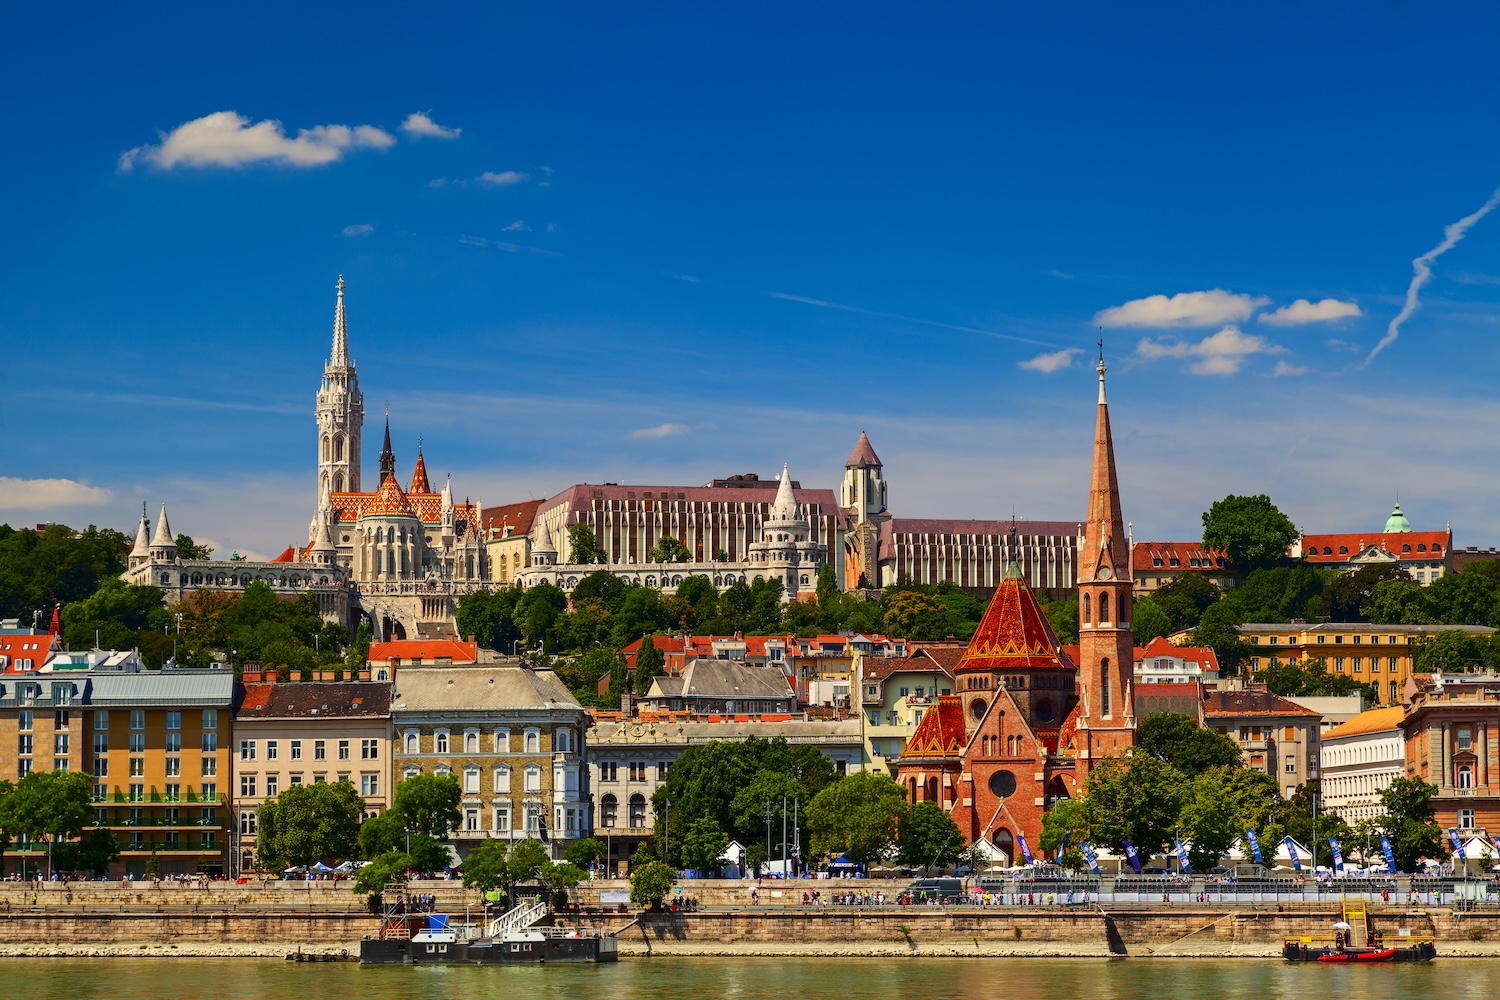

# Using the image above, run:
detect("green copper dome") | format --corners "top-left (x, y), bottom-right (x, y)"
top-left (1384, 503), bottom-right (1411, 533)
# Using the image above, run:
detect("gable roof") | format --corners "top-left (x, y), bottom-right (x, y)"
top-left (1131, 541), bottom-right (1229, 572)
top-left (954, 576), bottom-right (1071, 672)
top-left (390, 665), bottom-right (582, 712)
top-left (1135, 635), bottom-right (1220, 672)
top-left (482, 498), bottom-right (545, 539)
top-left (864, 646), bottom-right (963, 684)
top-left (899, 694), bottom-right (967, 759)
top-left (668, 660), bottom-right (795, 701)
top-left (367, 638), bottom-right (479, 664)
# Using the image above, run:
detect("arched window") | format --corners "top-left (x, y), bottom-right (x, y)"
top-left (1459, 765), bottom-right (1474, 789)
top-left (600, 794), bottom-right (618, 828)
top-left (334, 472), bottom-right (344, 492)
top-left (1100, 658), bottom-right (1111, 716)
top-left (334, 435), bottom-right (344, 462)
top-left (1083, 592), bottom-right (1091, 624)
top-left (926, 777), bottom-right (939, 802)
top-left (556, 729), bottom-right (572, 754)
top-left (404, 731), bottom-right (419, 754)
top-left (908, 778), bottom-right (917, 803)
top-left (434, 730), bottom-right (449, 754)
top-left (628, 793), bottom-right (646, 828)
top-left (321, 436), bottom-right (330, 462)
top-left (991, 829), bottom-right (1015, 866)
top-left (1100, 592), bottom-right (1110, 622)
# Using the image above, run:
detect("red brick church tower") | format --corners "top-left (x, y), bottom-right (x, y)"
top-left (1075, 346), bottom-right (1136, 778)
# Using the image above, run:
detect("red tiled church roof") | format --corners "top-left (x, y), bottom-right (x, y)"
top-left (954, 576), bottom-right (1071, 672)
top-left (900, 695), bottom-right (967, 758)
top-left (410, 452), bottom-right (430, 495)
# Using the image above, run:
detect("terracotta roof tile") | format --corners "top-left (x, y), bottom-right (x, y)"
top-left (1301, 530), bottom-right (1450, 562)
top-left (1203, 689), bottom-right (1320, 718)
top-left (1131, 541), bottom-right (1230, 572)
top-left (237, 681), bottom-right (391, 719)
top-left (898, 694), bottom-right (967, 759)
top-left (845, 431), bottom-right (882, 469)
top-left (954, 576), bottom-right (1071, 672)
top-left (1323, 705), bottom-right (1406, 740)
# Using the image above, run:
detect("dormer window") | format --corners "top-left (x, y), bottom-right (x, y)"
top-left (1338, 546), bottom-right (1348, 555)
top-left (1417, 543), bottom-right (1427, 552)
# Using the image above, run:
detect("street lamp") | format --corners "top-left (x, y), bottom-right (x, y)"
top-left (663, 799), bottom-right (671, 867)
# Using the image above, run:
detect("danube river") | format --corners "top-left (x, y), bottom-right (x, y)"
top-left (9, 957), bottom-right (1500, 999)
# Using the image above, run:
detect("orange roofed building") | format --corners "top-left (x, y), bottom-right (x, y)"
top-left (893, 352), bottom-right (1137, 864)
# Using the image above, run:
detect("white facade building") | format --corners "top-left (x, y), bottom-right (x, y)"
top-left (1319, 705), bottom-right (1406, 824)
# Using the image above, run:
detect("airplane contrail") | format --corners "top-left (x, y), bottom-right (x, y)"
top-left (1363, 185), bottom-right (1500, 367)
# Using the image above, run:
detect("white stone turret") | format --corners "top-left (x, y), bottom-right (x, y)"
top-left (441, 474), bottom-right (456, 541)
top-left (129, 505), bottom-right (151, 569)
top-left (149, 504), bottom-right (177, 563)
top-left (531, 516), bottom-right (557, 567)
top-left (315, 275), bottom-right (365, 522)
top-left (310, 516), bottom-right (338, 568)
top-left (748, 464), bottom-right (823, 602)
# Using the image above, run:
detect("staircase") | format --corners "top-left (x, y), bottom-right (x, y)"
top-left (487, 899), bottom-right (549, 940)
top-left (1343, 895), bottom-right (1369, 947)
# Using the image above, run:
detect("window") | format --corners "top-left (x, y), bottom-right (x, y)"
top-left (266, 740), bottom-right (278, 760)
top-left (240, 775), bottom-right (257, 797)
top-left (658, 761), bottom-right (669, 780)
top-left (1459, 808), bottom-right (1476, 830)
top-left (130, 756), bottom-right (144, 776)
top-left (493, 805), bottom-right (511, 833)
top-left (165, 757), bottom-right (181, 777)
top-left (201, 783), bottom-right (217, 801)
top-left (166, 711), bottom-right (181, 731)
top-left (361, 739), bottom-right (378, 760)
top-left (128, 733), bottom-right (145, 753)
top-left (314, 740), bottom-right (327, 760)
top-left (17, 711), bottom-right (31, 733)
top-left (1283, 727), bottom-right (1295, 741)
top-left (628, 762), bottom-right (647, 782)
top-left (629, 793), bottom-right (647, 828)
top-left (1100, 659), bottom-right (1111, 716)
top-left (404, 766), bottom-right (420, 780)
top-left (1458, 765), bottom-right (1474, 789)
top-left (265, 774), bottom-right (279, 796)
top-left (130, 710), bottom-right (145, 731)
top-left (54, 733), bottom-right (69, 756)
top-left (434, 732), bottom-right (449, 754)
top-left (53, 710), bottom-right (69, 730)
top-left (201, 733), bottom-right (218, 753)
top-left (128, 783), bottom-right (143, 801)
top-left (240, 740), bottom-right (257, 761)
top-left (404, 731), bottom-right (418, 754)
top-left (202, 756), bottom-right (217, 776)
top-left (494, 767), bottom-right (511, 793)
top-left (93, 756), bottom-right (107, 777)
top-left (1458, 729), bottom-right (1472, 750)
top-left (314, 774), bottom-right (326, 784)
top-left (94, 710), bottom-right (109, 731)
top-left (240, 811), bottom-right (257, 835)
top-left (339, 740), bottom-right (350, 760)
top-left (524, 764), bottom-right (541, 792)
top-left (361, 774), bottom-right (379, 797)
top-left (1335, 657), bottom-right (1345, 672)
top-left (202, 709), bottom-right (218, 730)
top-left (556, 729), bottom-right (572, 754)
top-left (464, 766), bottom-right (480, 794)
top-left (525, 729), bottom-right (540, 753)
top-left (465, 807), bottom-right (480, 832)
top-left (93, 734), bottom-right (108, 755)
top-left (1285, 760), bottom-right (1297, 772)
top-left (600, 761), bottom-right (618, 782)
top-left (494, 729), bottom-right (510, 752)
top-left (16, 735), bottom-right (31, 756)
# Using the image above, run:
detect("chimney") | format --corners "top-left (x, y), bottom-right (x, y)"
top-left (358, 669), bottom-right (371, 682)
top-left (265, 669), bottom-right (278, 683)
top-left (621, 690), bottom-right (633, 718)
top-left (243, 668), bottom-right (262, 683)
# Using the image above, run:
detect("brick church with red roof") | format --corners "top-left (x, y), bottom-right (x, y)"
top-left (893, 350), bottom-right (1137, 864)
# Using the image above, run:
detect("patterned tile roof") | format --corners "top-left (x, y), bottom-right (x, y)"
top-left (899, 694), bottom-right (968, 758)
top-left (954, 576), bottom-right (1071, 672)
top-left (330, 479), bottom-right (479, 527)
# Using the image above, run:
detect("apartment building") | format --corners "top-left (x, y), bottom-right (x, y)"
top-left (1203, 689), bottom-right (1321, 799)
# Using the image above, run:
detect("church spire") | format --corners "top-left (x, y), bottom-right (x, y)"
top-left (330, 275), bottom-right (350, 369)
top-left (1082, 344), bottom-right (1126, 583)
top-left (379, 407), bottom-right (396, 481)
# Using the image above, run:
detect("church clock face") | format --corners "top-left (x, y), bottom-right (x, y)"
top-left (1097, 565), bottom-right (1113, 580)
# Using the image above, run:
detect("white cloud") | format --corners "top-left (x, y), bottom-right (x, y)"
top-left (1272, 360), bottom-right (1309, 377)
top-left (1095, 289), bottom-right (1268, 328)
top-left (502, 220), bottom-right (526, 232)
top-left (1019, 347), bottom-right (1083, 373)
top-left (400, 112), bottom-right (461, 140)
top-left (1258, 298), bottom-right (1363, 326)
top-left (478, 170), bottom-right (527, 186)
top-left (0, 477), bottom-right (113, 510)
top-left (1135, 325), bottom-right (1283, 375)
top-left (342, 224), bottom-right (374, 237)
top-left (629, 423), bottom-right (690, 439)
top-left (118, 111), bottom-right (395, 171)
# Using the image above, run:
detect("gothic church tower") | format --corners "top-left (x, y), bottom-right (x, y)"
top-left (1075, 348), bottom-right (1136, 778)
top-left (315, 276), bottom-right (364, 510)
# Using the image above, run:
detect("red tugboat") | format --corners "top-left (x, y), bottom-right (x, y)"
top-left (1282, 897), bottom-right (1436, 963)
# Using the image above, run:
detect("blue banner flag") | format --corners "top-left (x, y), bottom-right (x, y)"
top-left (1380, 835), bottom-right (1397, 873)
top-left (1016, 833), bottom-right (1035, 865)
top-left (1492, 837), bottom-right (1500, 864)
top-left (1122, 840), bottom-right (1142, 873)
top-left (1080, 843), bottom-right (1101, 876)
top-left (1245, 829), bottom-right (1263, 865)
top-left (1174, 839), bottom-right (1192, 873)
top-left (1448, 828), bottom-right (1466, 860)
top-left (1057, 832), bottom-right (1071, 862)
top-left (1328, 837), bottom-right (1344, 872)
top-left (1284, 836), bottom-right (1302, 873)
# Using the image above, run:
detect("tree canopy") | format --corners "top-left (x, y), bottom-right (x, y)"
top-left (1201, 494), bottom-right (1298, 576)
top-left (805, 771), bottom-right (907, 863)
top-left (256, 781), bottom-right (365, 870)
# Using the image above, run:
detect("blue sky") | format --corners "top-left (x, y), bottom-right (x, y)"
top-left (4, 3), bottom-right (1500, 559)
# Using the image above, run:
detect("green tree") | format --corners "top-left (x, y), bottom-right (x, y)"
top-left (392, 773), bottom-right (462, 841)
top-left (882, 590), bottom-right (957, 640)
top-left (357, 810), bottom-right (406, 860)
top-left (815, 564), bottom-right (839, 609)
top-left (1132, 598), bottom-right (1171, 645)
top-left (1201, 494), bottom-right (1298, 576)
top-left (1414, 630), bottom-right (1488, 673)
top-left (1192, 600), bottom-right (1248, 675)
top-left (1365, 579), bottom-right (1438, 626)
top-left (347, 620), bottom-right (373, 672)
top-left (567, 523), bottom-right (603, 565)
top-left (571, 570), bottom-right (628, 612)
top-left (354, 851), bottom-right (413, 895)
top-left (1378, 776), bottom-right (1445, 872)
top-left (53, 829), bottom-right (121, 876)
top-left (1150, 574), bottom-right (1222, 633)
top-left (8, 770), bottom-right (92, 876)
top-left (174, 534), bottom-right (214, 560)
top-left (1257, 659), bottom-right (1378, 703)
top-left (1082, 753), bottom-right (1182, 857)
top-left (455, 587), bottom-right (522, 653)
top-left (564, 837), bottom-right (607, 870)
top-left (1136, 712), bottom-right (1243, 774)
top-left (1039, 797), bottom-right (1090, 868)
top-left (1177, 768), bottom-right (1248, 871)
top-left (680, 815), bottom-right (730, 873)
top-left (629, 860), bottom-right (676, 909)
top-left (1043, 595), bottom-right (1080, 645)
top-left (897, 801), bottom-right (962, 873)
top-left (632, 634), bottom-right (665, 694)
top-left (0, 522), bottom-right (131, 621)
top-left (805, 771), bottom-right (907, 863)
top-left (646, 536), bottom-right (693, 563)
top-left (516, 584), bottom-right (568, 651)
top-left (1314, 563), bottom-right (1415, 623)
top-left (461, 838), bottom-right (553, 902)
top-left (255, 781), bottom-right (365, 870)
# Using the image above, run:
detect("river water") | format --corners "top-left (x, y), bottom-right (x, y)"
top-left (7, 957), bottom-right (1497, 1000)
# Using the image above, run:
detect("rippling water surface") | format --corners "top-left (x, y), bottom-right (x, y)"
top-left (7, 957), bottom-right (1497, 1000)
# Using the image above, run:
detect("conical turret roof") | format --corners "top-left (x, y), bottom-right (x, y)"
top-left (845, 431), bottom-right (882, 469)
top-left (771, 464), bottom-right (798, 518)
top-left (130, 506), bottom-right (150, 558)
top-left (953, 575), bottom-right (1072, 673)
top-left (532, 515), bottom-right (556, 553)
top-left (151, 504), bottom-right (175, 548)
top-left (410, 450), bottom-right (430, 494)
